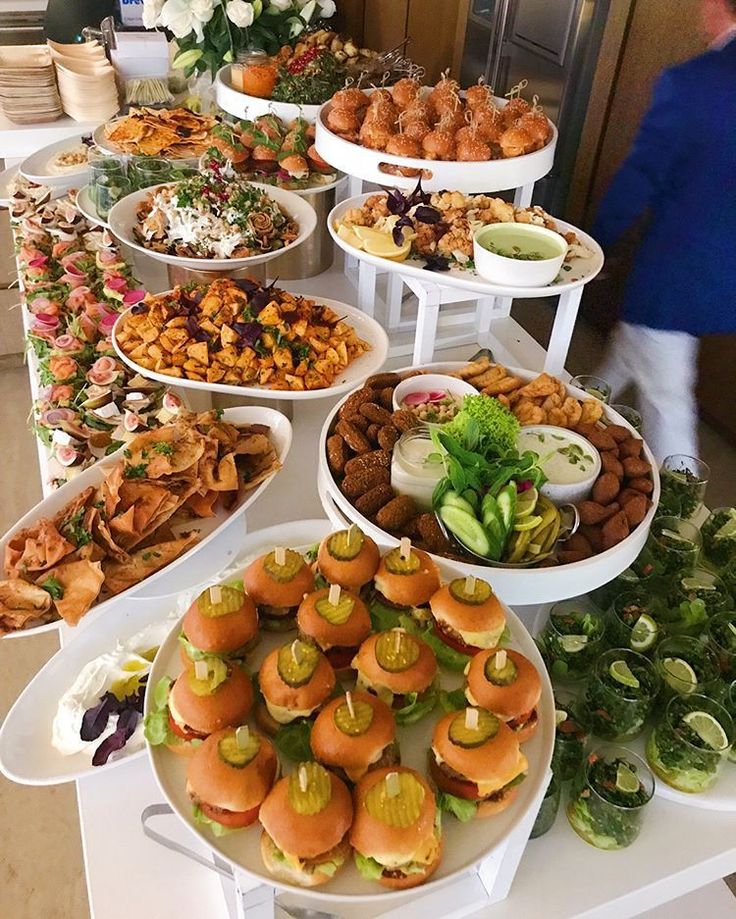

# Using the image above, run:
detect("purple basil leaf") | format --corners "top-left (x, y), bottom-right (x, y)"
top-left (386, 188), bottom-right (409, 216)
top-left (185, 315), bottom-right (210, 343)
top-left (234, 278), bottom-right (260, 294)
top-left (392, 215), bottom-right (414, 246)
top-left (131, 303), bottom-right (147, 315)
top-left (80, 692), bottom-right (119, 742)
top-left (91, 709), bottom-right (139, 766)
top-left (233, 320), bottom-right (263, 349)
top-left (407, 178), bottom-right (431, 207)
top-left (414, 206), bottom-right (441, 224)
top-left (182, 287), bottom-right (204, 307)
top-left (423, 254), bottom-right (451, 272)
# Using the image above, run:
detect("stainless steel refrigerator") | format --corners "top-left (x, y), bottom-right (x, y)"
top-left (460, 0), bottom-right (610, 215)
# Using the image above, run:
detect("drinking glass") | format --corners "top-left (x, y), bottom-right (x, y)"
top-left (552, 690), bottom-right (591, 781)
top-left (570, 374), bottom-right (612, 403)
top-left (706, 611), bottom-right (736, 682)
top-left (581, 648), bottom-right (660, 740)
top-left (606, 590), bottom-right (661, 654)
top-left (610, 403), bottom-right (643, 432)
top-left (659, 454), bottom-right (710, 520)
top-left (130, 156), bottom-right (172, 189)
top-left (701, 507), bottom-right (736, 569)
top-left (539, 599), bottom-right (608, 683)
top-left (530, 772), bottom-right (561, 839)
top-left (653, 635), bottom-right (720, 699)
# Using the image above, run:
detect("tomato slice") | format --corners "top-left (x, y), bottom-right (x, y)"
top-left (429, 755), bottom-right (481, 800)
top-left (433, 622), bottom-right (480, 657)
top-left (198, 801), bottom-right (260, 829)
top-left (325, 645), bottom-right (357, 671)
top-left (168, 710), bottom-right (206, 743)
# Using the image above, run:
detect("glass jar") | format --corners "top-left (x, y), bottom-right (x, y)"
top-left (390, 428), bottom-right (445, 511)
top-left (530, 772), bottom-right (561, 839)
top-left (659, 454), bottom-right (710, 520)
top-left (570, 374), bottom-right (612, 403)
top-left (610, 403), bottom-right (643, 433)
top-left (231, 49), bottom-right (270, 93)
top-left (129, 156), bottom-right (172, 190)
top-left (581, 648), bottom-right (660, 741)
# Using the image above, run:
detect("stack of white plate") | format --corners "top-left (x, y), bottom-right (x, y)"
top-left (0, 46), bottom-right (63, 124)
top-left (48, 40), bottom-right (119, 123)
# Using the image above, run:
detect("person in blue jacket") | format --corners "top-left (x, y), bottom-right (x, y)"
top-left (592, 0), bottom-right (736, 461)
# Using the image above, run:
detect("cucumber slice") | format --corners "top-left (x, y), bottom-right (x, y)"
top-left (462, 489), bottom-right (480, 512)
top-left (496, 484), bottom-right (517, 531)
top-left (438, 505), bottom-right (491, 557)
top-left (442, 490), bottom-right (477, 517)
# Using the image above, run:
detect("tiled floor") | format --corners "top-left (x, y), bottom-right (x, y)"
top-left (1, 299), bottom-right (735, 918)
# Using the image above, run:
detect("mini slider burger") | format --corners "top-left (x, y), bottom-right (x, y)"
top-left (316, 526), bottom-right (380, 591)
top-left (311, 691), bottom-right (398, 783)
top-left (353, 627), bottom-right (437, 725)
top-left (244, 545), bottom-right (315, 632)
top-left (373, 538), bottom-right (441, 620)
top-left (350, 766), bottom-right (442, 889)
top-left (187, 725), bottom-right (278, 833)
top-left (164, 658), bottom-right (254, 753)
top-left (259, 761), bottom-right (353, 887)
top-left (296, 582), bottom-right (372, 672)
top-left (180, 583), bottom-right (259, 664)
top-left (429, 575), bottom-right (506, 656)
top-left (256, 638), bottom-right (336, 735)
top-left (430, 706), bottom-right (528, 818)
top-left (465, 648), bottom-right (541, 742)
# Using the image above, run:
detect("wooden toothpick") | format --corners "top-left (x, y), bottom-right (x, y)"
top-left (399, 537), bottom-right (411, 560)
top-left (495, 649), bottom-right (507, 670)
top-left (346, 691), bottom-right (355, 719)
top-left (328, 583), bottom-right (341, 606)
top-left (274, 546), bottom-right (286, 566)
top-left (465, 707), bottom-right (479, 731)
top-left (209, 585), bottom-right (222, 605)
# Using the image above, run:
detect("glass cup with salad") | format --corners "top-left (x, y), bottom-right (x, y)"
top-left (718, 681), bottom-right (736, 764)
top-left (607, 591), bottom-right (661, 654)
top-left (661, 569), bottom-right (733, 637)
top-left (569, 375), bottom-right (612, 403)
top-left (646, 693), bottom-right (734, 793)
top-left (640, 516), bottom-right (702, 582)
top-left (566, 744), bottom-right (654, 850)
top-left (581, 649), bottom-right (660, 741)
top-left (701, 507), bottom-right (736, 569)
top-left (591, 567), bottom-right (655, 613)
top-left (707, 611), bottom-right (736, 682)
top-left (610, 404), bottom-right (643, 432)
top-left (530, 772), bottom-right (562, 839)
top-left (539, 600), bottom-right (608, 683)
top-left (653, 635), bottom-right (720, 699)
top-left (659, 454), bottom-right (710, 521)
top-left (553, 691), bottom-right (591, 781)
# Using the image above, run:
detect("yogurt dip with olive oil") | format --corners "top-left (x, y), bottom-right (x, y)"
top-left (517, 426), bottom-right (601, 504)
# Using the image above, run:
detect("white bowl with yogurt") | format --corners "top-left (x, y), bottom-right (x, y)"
top-left (473, 223), bottom-right (567, 288)
top-left (517, 425), bottom-right (601, 505)
top-left (392, 373), bottom-right (476, 420)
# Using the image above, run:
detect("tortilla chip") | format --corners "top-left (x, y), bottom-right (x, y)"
top-left (4, 520), bottom-right (75, 577)
top-left (92, 514), bottom-right (130, 564)
top-left (44, 560), bottom-right (105, 626)
top-left (109, 506), bottom-right (137, 543)
top-left (185, 490), bottom-right (219, 517)
top-left (0, 579), bottom-right (53, 634)
top-left (101, 532), bottom-right (199, 596)
top-left (52, 486), bottom-right (96, 531)
top-left (123, 427), bottom-right (205, 479)
top-left (102, 463), bottom-right (125, 518)
top-left (118, 482), bottom-right (171, 534)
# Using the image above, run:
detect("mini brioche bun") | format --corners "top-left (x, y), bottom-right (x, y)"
top-left (243, 552), bottom-right (315, 608)
top-left (259, 770), bottom-right (353, 859)
top-left (350, 766), bottom-right (436, 866)
top-left (182, 590), bottom-right (258, 655)
top-left (354, 631), bottom-right (437, 694)
top-left (514, 708), bottom-right (539, 744)
top-left (429, 583), bottom-right (506, 637)
top-left (311, 692), bottom-right (396, 775)
top-left (169, 665), bottom-right (253, 736)
top-left (317, 532), bottom-right (380, 590)
top-left (431, 711), bottom-right (527, 787)
top-left (260, 832), bottom-right (351, 888)
top-left (258, 645), bottom-right (336, 710)
top-left (476, 785), bottom-right (521, 817)
top-left (186, 728), bottom-right (278, 813)
top-left (378, 839), bottom-right (443, 889)
top-left (466, 649), bottom-right (542, 721)
top-left (296, 588), bottom-right (372, 650)
top-left (166, 739), bottom-right (197, 757)
top-left (254, 701), bottom-right (282, 737)
top-left (374, 548), bottom-right (440, 607)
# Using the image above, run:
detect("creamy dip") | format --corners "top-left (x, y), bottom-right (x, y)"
top-left (46, 146), bottom-right (89, 176)
top-left (517, 429), bottom-right (597, 485)
top-left (391, 429), bottom-right (445, 510)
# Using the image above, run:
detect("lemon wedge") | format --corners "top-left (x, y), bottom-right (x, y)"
top-left (362, 235), bottom-right (412, 261)
top-left (337, 224), bottom-right (364, 250)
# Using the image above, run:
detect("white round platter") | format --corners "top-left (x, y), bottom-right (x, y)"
top-left (315, 94), bottom-right (558, 194)
top-left (20, 134), bottom-right (91, 187)
top-left (112, 298), bottom-right (389, 402)
top-left (329, 192), bottom-right (604, 299)
top-left (146, 518), bottom-right (555, 903)
top-left (215, 65), bottom-right (322, 124)
top-left (0, 405), bottom-right (292, 640)
top-left (107, 182), bottom-right (318, 273)
top-left (318, 362), bottom-right (660, 607)
top-left (74, 184), bottom-right (107, 228)
top-left (0, 594), bottom-right (177, 785)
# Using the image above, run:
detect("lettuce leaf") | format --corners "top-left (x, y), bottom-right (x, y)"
top-left (439, 688), bottom-right (467, 712)
top-left (274, 720), bottom-right (314, 762)
top-left (143, 677), bottom-right (178, 747)
top-left (178, 633), bottom-right (211, 662)
top-left (192, 803), bottom-right (237, 837)
top-left (437, 792), bottom-right (477, 822)
top-left (354, 852), bottom-right (384, 880)
top-left (369, 598), bottom-right (401, 632)
top-left (394, 683), bottom-right (438, 726)
top-left (397, 613), bottom-right (470, 673)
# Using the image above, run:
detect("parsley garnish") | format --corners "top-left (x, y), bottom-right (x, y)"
top-left (123, 449), bottom-right (132, 459)
top-left (124, 463), bottom-right (148, 479)
top-left (153, 442), bottom-right (173, 456)
top-left (62, 508), bottom-right (92, 548)
top-left (40, 576), bottom-right (64, 600)
top-left (142, 551), bottom-right (161, 562)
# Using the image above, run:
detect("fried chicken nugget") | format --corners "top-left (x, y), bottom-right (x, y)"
top-left (515, 399), bottom-right (546, 425)
top-left (561, 397), bottom-right (583, 428)
top-left (484, 375), bottom-right (524, 396)
top-left (456, 357), bottom-right (491, 379)
top-left (547, 407), bottom-right (569, 428)
top-left (519, 373), bottom-right (558, 399)
top-left (542, 392), bottom-right (562, 412)
top-left (580, 400), bottom-right (604, 424)
top-left (469, 366), bottom-right (507, 389)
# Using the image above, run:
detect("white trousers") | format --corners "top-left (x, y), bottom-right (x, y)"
top-left (596, 321), bottom-right (699, 462)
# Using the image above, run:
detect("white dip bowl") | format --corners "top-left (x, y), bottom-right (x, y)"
top-left (517, 424), bottom-right (601, 506)
top-left (473, 223), bottom-right (567, 287)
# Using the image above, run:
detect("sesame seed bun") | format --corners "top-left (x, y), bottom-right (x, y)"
top-left (243, 553), bottom-right (315, 609)
top-left (465, 649), bottom-right (541, 721)
top-left (431, 711), bottom-right (527, 788)
top-left (310, 693), bottom-right (396, 780)
top-left (259, 770), bottom-right (353, 859)
top-left (350, 766), bottom-right (437, 866)
top-left (374, 549), bottom-right (440, 607)
top-left (258, 645), bottom-right (336, 711)
top-left (182, 591), bottom-right (258, 656)
top-left (353, 631), bottom-right (437, 695)
top-left (429, 583), bottom-right (506, 637)
top-left (169, 665), bottom-right (253, 736)
top-left (296, 588), bottom-right (371, 651)
top-left (317, 532), bottom-right (380, 590)
top-left (186, 729), bottom-right (277, 813)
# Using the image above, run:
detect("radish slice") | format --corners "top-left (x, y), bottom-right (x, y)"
top-left (403, 391), bottom-right (431, 406)
top-left (427, 390), bottom-right (448, 402)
